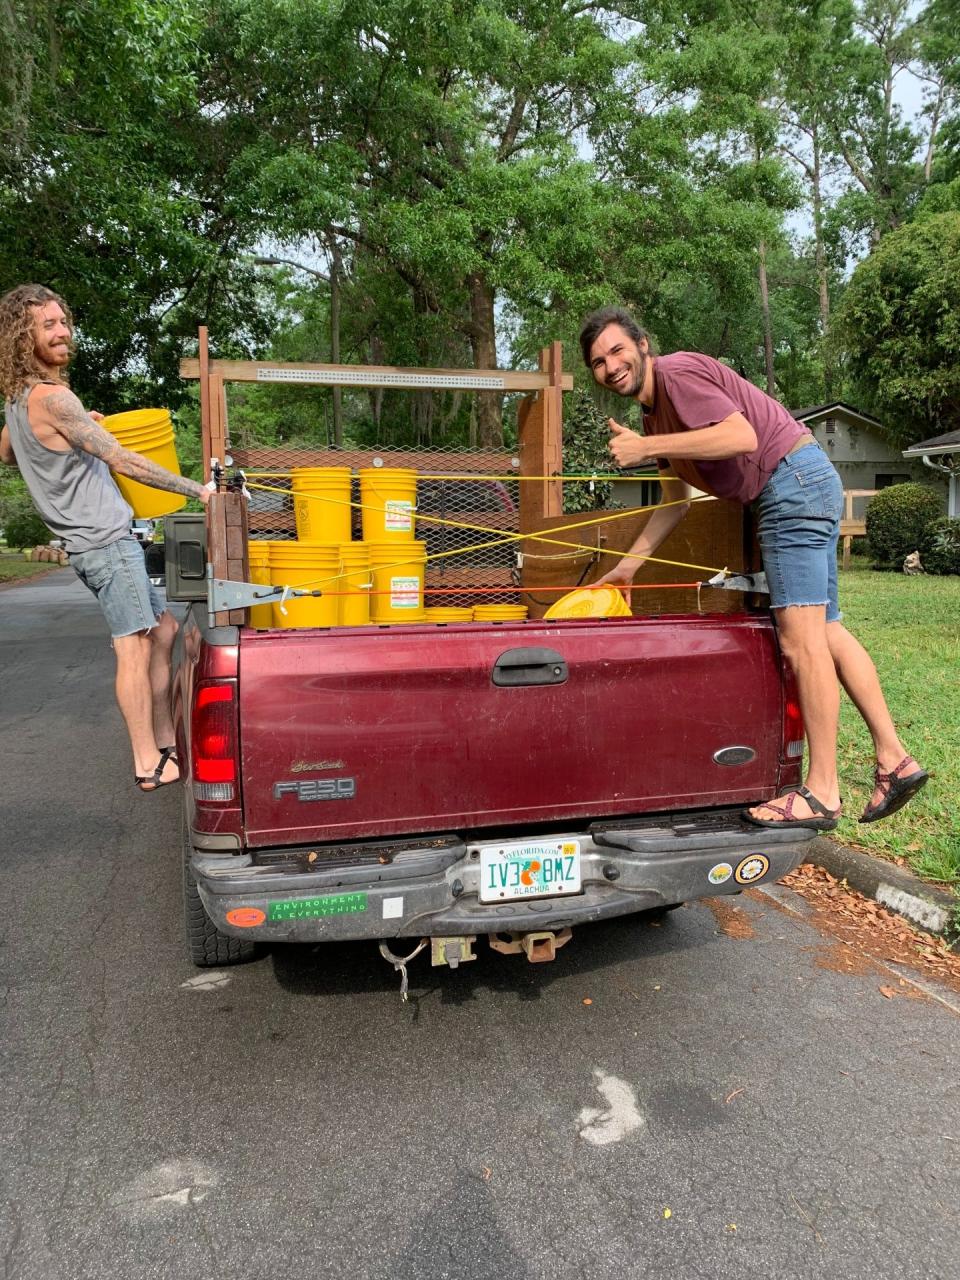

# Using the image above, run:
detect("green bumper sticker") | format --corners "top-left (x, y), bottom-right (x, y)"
top-left (268, 892), bottom-right (368, 921)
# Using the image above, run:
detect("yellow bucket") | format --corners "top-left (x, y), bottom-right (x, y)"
top-left (543, 586), bottom-right (632, 620)
top-left (268, 541), bottom-right (340, 629)
top-left (424, 606), bottom-right (474, 623)
top-left (367, 541), bottom-right (426, 623)
top-left (335, 543), bottom-right (371, 627)
top-left (472, 604), bottom-right (528, 621)
top-left (102, 408), bottom-right (187, 519)
top-left (247, 541), bottom-right (277, 629)
top-left (359, 468), bottom-right (418, 542)
top-left (291, 467), bottom-right (352, 544)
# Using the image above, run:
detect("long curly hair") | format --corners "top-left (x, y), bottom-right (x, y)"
top-left (0, 284), bottom-right (73, 402)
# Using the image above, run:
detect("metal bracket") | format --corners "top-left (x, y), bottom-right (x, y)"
top-left (702, 570), bottom-right (769, 595)
top-left (206, 566), bottom-right (322, 614)
top-left (430, 936), bottom-right (477, 969)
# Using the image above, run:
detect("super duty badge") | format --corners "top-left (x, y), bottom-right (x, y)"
top-left (274, 778), bottom-right (357, 802)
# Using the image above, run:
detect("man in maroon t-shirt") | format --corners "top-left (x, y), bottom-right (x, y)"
top-left (579, 306), bottom-right (927, 830)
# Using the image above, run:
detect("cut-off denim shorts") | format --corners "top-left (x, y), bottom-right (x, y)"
top-left (751, 441), bottom-right (844, 623)
top-left (69, 535), bottom-right (166, 638)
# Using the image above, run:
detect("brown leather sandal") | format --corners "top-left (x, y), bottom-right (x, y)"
top-left (742, 786), bottom-right (841, 832)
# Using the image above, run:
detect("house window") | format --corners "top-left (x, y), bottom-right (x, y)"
top-left (874, 473), bottom-right (910, 489)
top-left (824, 419), bottom-right (837, 435)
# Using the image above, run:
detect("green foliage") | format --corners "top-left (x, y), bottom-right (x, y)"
top-left (834, 563), bottom-right (960, 883)
top-left (560, 392), bottom-right (620, 514)
top-left (921, 516), bottom-right (960, 574)
top-left (833, 213), bottom-right (960, 446)
top-left (0, 497), bottom-right (50, 549)
top-left (865, 482), bottom-right (944, 568)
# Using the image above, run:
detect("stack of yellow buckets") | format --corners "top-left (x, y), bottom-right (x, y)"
top-left (102, 409), bottom-right (187, 518)
top-left (249, 466), bottom-right (426, 629)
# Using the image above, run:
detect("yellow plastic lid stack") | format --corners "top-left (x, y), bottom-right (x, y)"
top-left (472, 604), bottom-right (528, 621)
top-left (543, 586), bottom-right (632, 619)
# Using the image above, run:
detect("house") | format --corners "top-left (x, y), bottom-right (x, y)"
top-left (792, 403), bottom-right (948, 518)
top-left (902, 429), bottom-right (960, 518)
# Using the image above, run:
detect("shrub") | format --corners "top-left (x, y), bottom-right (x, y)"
top-left (562, 391), bottom-right (620, 513)
top-left (865, 483), bottom-right (943, 569)
top-left (921, 516), bottom-right (960, 575)
top-left (1, 500), bottom-right (50, 550)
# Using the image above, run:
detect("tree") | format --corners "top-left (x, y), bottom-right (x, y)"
top-left (833, 211), bottom-right (960, 445)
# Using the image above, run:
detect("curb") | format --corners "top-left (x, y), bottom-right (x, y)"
top-left (805, 836), bottom-right (957, 940)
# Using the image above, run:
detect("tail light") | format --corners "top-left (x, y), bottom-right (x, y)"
top-left (191, 680), bottom-right (239, 802)
top-left (784, 695), bottom-right (804, 759)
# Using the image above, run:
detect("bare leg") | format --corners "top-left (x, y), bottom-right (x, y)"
top-left (113, 631), bottom-right (179, 788)
top-left (826, 621), bottom-right (914, 809)
top-left (148, 611), bottom-right (179, 748)
top-left (748, 604), bottom-right (841, 820)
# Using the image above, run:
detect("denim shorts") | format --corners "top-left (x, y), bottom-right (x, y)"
top-left (69, 535), bottom-right (166, 637)
top-left (751, 442), bottom-right (844, 623)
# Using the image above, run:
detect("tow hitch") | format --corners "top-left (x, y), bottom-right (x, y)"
top-left (488, 928), bottom-right (573, 963)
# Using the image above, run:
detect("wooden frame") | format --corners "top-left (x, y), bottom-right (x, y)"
top-left (179, 334), bottom-right (575, 625)
top-left (840, 488), bottom-right (876, 570)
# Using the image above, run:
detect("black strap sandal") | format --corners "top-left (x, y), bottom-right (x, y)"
top-left (135, 745), bottom-right (178, 793)
top-left (742, 785), bottom-right (841, 832)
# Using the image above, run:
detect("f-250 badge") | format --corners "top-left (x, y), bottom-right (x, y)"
top-left (274, 778), bottom-right (356, 801)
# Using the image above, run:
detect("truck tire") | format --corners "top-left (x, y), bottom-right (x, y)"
top-left (183, 823), bottom-right (261, 967)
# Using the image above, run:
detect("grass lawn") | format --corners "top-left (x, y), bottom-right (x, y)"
top-left (834, 562), bottom-right (960, 886)
top-left (0, 549), bottom-right (66, 585)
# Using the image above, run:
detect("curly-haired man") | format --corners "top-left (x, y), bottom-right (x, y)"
top-left (0, 283), bottom-right (210, 792)
top-left (579, 306), bottom-right (927, 830)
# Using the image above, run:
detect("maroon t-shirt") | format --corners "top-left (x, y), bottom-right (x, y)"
top-left (643, 353), bottom-right (808, 503)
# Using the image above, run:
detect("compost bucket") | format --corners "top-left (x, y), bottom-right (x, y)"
top-left (359, 468), bottom-right (418, 542)
top-left (335, 543), bottom-right (372, 627)
top-left (268, 541), bottom-right (340, 629)
top-left (247, 541), bottom-right (277, 629)
top-left (102, 408), bottom-right (186, 518)
top-left (290, 467), bottom-right (352, 543)
top-left (367, 541), bottom-right (427, 623)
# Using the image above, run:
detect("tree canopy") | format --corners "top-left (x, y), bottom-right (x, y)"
top-left (1, 0), bottom-right (958, 451)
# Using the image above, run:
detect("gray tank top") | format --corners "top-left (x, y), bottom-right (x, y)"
top-left (4, 383), bottom-right (132, 554)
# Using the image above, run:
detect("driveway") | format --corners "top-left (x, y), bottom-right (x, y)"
top-left (1, 571), bottom-right (957, 1280)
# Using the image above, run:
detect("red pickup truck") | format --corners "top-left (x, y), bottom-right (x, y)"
top-left (170, 546), bottom-right (815, 974)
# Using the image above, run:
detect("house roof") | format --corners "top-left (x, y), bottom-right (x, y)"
top-left (902, 428), bottom-right (960, 458)
top-left (791, 402), bottom-right (883, 429)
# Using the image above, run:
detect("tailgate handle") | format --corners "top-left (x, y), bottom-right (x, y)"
top-left (492, 647), bottom-right (568, 687)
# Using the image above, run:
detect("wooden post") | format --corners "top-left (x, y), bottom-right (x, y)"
top-left (208, 492), bottom-right (249, 627)
top-left (542, 342), bottom-right (564, 519)
top-left (198, 326), bottom-right (212, 484)
top-left (840, 489), bottom-right (875, 570)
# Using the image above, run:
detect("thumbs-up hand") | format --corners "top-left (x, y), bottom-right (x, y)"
top-left (607, 418), bottom-right (650, 468)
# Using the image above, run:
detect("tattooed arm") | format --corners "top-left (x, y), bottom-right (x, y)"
top-left (44, 389), bottom-right (210, 505)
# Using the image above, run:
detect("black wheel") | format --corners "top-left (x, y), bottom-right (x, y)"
top-left (182, 818), bottom-right (260, 967)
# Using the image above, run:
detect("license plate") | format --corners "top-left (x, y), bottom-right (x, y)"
top-left (478, 840), bottom-right (582, 903)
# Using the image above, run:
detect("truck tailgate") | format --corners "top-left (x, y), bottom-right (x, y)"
top-left (237, 615), bottom-right (785, 846)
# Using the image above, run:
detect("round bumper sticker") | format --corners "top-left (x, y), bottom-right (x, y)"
top-left (734, 855), bottom-right (770, 885)
top-left (226, 907), bottom-right (266, 928)
top-left (708, 862), bottom-right (733, 885)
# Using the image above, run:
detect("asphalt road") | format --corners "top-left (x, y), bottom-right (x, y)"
top-left (2, 570), bottom-right (958, 1280)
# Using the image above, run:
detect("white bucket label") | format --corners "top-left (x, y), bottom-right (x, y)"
top-left (390, 575), bottom-right (420, 608)
top-left (384, 500), bottom-right (413, 531)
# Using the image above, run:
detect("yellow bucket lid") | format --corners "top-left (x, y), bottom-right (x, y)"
top-left (543, 587), bottom-right (632, 620)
